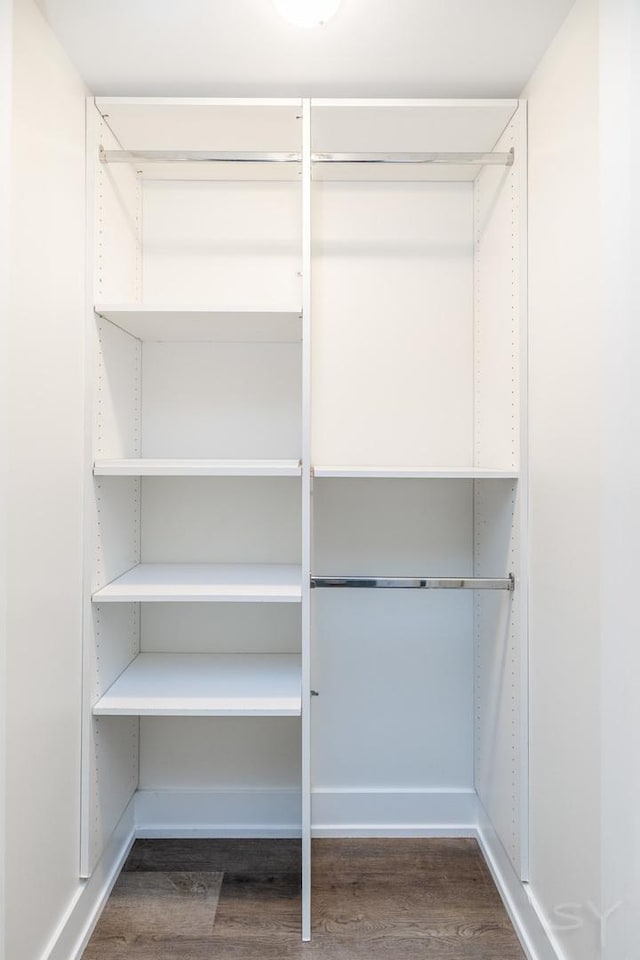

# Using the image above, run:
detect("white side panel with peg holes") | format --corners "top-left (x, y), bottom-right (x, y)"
top-left (81, 102), bottom-right (143, 876)
top-left (473, 102), bottom-right (528, 879)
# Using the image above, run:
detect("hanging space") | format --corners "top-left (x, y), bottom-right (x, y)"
top-left (309, 98), bottom-right (528, 882)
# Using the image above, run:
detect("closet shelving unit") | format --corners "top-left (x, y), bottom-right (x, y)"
top-left (82, 97), bottom-right (526, 943)
top-left (82, 98), bottom-right (312, 935)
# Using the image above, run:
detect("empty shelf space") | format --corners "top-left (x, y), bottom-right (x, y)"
top-left (94, 305), bottom-right (303, 342)
top-left (93, 653), bottom-right (302, 717)
top-left (92, 563), bottom-right (303, 603)
top-left (94, 458), bottom-right (302, 477)
top-left (313, 465), bottom-right (519, 479)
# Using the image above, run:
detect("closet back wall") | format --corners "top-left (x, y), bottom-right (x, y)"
top-left (311, 148), bottom-right (476, 828)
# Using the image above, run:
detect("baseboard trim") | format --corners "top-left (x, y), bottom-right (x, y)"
top-left (523, 886), bottom-right (572, 960)
top-left (312, 824), bottom-right (478, 837)
top-left (312, 787), bottom-right (479, 836)
top-left (135, 788), bottom-right (303, 837)
top-left (43, 797), bottom-right (135, 960)
top-left (134, 787), bottom-right (480, 839)
top-left (476, 811), bottom-right (561, 960)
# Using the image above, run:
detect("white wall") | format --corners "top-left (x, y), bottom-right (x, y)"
top-left (599, 2), bottom-right (640, 957)
top-left (6, 0), bottom-right (87, 958)
top-left (0, 0), bottom-right (12, 955)
top-left (523, 1), bottom-right (602, 957)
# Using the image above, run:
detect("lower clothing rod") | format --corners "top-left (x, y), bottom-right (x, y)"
top-left (311, 575), bottom-right (514, 591)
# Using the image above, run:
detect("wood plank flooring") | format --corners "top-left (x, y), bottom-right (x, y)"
top-left (82, 838), bottom-right (526, 960)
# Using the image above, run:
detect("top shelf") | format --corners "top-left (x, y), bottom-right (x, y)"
top-left (95, 98), bottom-right (520, 183)
top-left (94, 306), bottom-right (303, 343)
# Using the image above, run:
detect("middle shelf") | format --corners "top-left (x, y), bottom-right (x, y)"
top-left (92, 563), bottom-right (303, 603)
top-left (94, 458), bottom-right (302, 477)
top-left (93, 653), bottom-right (302, 717)
top-left (94, 305), bottom-right (303, 343)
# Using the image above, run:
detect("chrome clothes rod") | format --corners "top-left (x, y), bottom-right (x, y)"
top-left (99, 147), bottom-right (302, 164)
top-left (311, 575), bottom-right (514, 591)
top-left (99, 147), bottom-right (514, 167)
top-left (311, 149), bottom-right (514, 166)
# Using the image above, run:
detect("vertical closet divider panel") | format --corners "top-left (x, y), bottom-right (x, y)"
top-left (81, 103), bottom-right (142, 876)
top-left (473, 102), bottom-right (528, 877)
top-left (300, 98), bottom-right (313, 941)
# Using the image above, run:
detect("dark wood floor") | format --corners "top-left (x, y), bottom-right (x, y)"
top-left (82, 838), bottom-right (526, 959)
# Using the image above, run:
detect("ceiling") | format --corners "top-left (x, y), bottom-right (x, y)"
top-left (36, 0), bottom-right (575, 99)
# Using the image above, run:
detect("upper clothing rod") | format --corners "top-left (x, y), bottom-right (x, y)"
top-left (99, 148), bottom-right (301, 164)
top-left (311, 576), bottom-right (514, 591)
top-left (312, 149), bottom-right (514, 166)
top-left (99, 147), bottom-right (514, 167)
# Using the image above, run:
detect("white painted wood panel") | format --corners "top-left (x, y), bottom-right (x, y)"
top-left (93, 478), bottom-right (140, 590)
top-left (139, 717), bottom-right (302, 790)
top-left (83, 105), bottom-right (143, 877)
top-left (300, 98), bottom-right (312, 939)
top-left (313, 479), bottom-right (472, 575)
top-left (97, 99), bottom-right (302, 152)
top-left (140, 477), bottom-right (301, 564)
top-left (94, 317), bottom-right (140, 460)
top-left (94, 115), bottom-right (139, 304)
top-left (94, 654), bottom-right (302, 716)
top-left (95, 306), bottom-right (302, 342)
top-left (94, 458), bottom-right (302, 476)
top-left (140, 341), bottom-right (301, 459)
top-left (141, 603), bottom-right (301, 655)
top-left (473, 111), bottom-right (524, 470)
top-left (311, 590), bottom-right (473, 789)
top-left (473, 106), bottom-right (527, 878)
top-left (312, 480), bottom-right (474, 791)
top-left (474, 479), bottom-right (522, 872)
top-left (312, 181), bottom-right (474, 467)
top-left (141, 180), bottom-right (301, 307)
top-left (311, 101), bottom-right (518, 153)
top-left (92, 563), bottom-right (303, 602)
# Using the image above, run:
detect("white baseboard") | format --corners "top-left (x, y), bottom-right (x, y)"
top-left (43, 797), bottom-right (135, 960)
top-left (523, 886), bottom-right (571, 960)
top-left (135, 786), bottom-right (479, 838)
top-left (135, 788), bottom-right (303, 837)
top-left (311, 787), bottom-right (478, 836)
top-left (476, 807), bottom-right (561, 960)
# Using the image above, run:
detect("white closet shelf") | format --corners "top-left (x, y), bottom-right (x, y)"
top-left (94, 458), bottom-right (302, 477)
top-left (92, 563), bottom-right (303, 603)
top-left (93, 653), bottom-right (302, 717)
top-left (313, 466), bottom-right (519, 479)
top-left (94, 305), bottom-right (303, 342)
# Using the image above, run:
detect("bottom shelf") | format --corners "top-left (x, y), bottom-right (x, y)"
top-left (93, 653), bottom-right (302, 717)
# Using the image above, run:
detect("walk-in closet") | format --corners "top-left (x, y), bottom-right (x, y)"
top-left (5, 3), bottom-right (637, 960)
